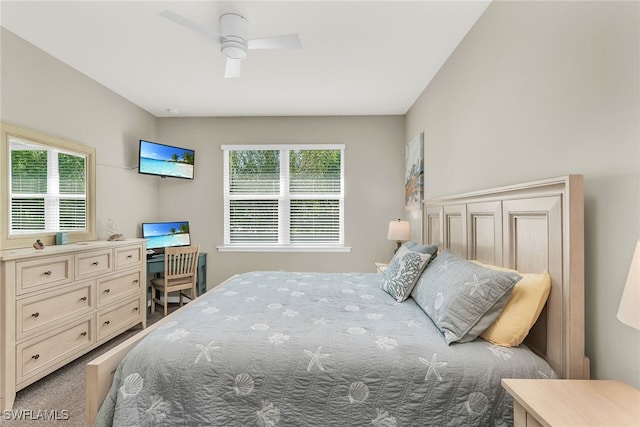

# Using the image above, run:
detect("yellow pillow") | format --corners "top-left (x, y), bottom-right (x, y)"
top-left (472, 261), bottom-right (551, 347)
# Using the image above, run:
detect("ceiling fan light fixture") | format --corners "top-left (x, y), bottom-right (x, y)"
top-left (220, 13), bottom-right (248, 61)
top-left (221, 39), bottom-right (248, 60)
top-left (161, 9), bottom-right (301, 78)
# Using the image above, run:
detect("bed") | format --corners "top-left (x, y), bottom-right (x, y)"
top-left (86, 175), bottom-right (589, 426)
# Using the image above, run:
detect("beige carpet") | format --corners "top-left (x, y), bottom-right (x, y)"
top-left (1, 307), bottom-right (173, 427)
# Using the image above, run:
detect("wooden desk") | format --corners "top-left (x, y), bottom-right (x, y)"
top-left (502, 379), bottom-right (640, 427)
top-left (146, 252), bottom-right (207, 296)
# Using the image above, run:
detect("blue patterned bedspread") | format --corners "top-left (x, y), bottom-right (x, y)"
top-left (93, 271), bottom-right (555, 427)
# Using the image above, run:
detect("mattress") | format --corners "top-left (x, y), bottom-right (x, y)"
top-left (93, 271), bottom-right (555, 427)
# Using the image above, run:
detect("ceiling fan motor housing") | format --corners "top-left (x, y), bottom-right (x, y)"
top-left (220, 13), bottom-right (248, 60)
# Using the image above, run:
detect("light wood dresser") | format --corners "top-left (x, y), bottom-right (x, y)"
top-left (502, 378), bottom-right (640, 427)
top-left (0, 239), bottom-right (147, 411)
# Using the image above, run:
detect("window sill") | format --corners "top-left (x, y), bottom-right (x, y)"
top-left (217, 245), bottom-right (352, 253)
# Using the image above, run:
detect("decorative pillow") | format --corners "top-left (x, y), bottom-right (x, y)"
top-left (404, 241), bottom-right (440, 256)
top-left (472, 261), bottom-right (551, 347)
top-left (380, 243), bottom-right (437, 302)
top-left (411, 251), bottom-right (521, 344)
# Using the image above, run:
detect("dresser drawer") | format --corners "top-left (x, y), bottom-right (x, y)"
top-left (97, 297), bottom-right (143, 341)
top-left (97, 270), bottom-right (142, 307)
top-left (15, 255), bottom-right (74, 295)
top-left (16, 282), bottom-right (94, 340)
top-left (75, 249), bottom-right (113, 279)
top-left (115, 245), bottom-right (143, 271)
top-left (16, 315), bottom-right (94, 385)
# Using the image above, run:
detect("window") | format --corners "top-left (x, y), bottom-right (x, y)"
top-left (221, 144), bottom-right (347, 252)
top-left (10, 139), bottom-right (87, 233)
top-left (1, 123), bottom-right (96, 249)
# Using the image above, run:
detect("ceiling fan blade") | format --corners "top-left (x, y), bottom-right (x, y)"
top-left (248, 33), bottom-right (302, 50)
top-left (160, 9), bottom-right (222, 43)
top-left (225, 57), bottom-right (242, 78)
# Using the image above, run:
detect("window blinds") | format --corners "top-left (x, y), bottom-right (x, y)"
top-left (9, 139), bottom-right (87, 234)
top-left (223, 145), bottom-right (344, 248)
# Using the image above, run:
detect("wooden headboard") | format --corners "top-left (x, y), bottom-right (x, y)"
top-left (423, 175), bottom-right (589, 380)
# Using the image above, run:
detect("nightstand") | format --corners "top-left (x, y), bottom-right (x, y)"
top-left (374, 262), bottom-right (388, 273)
top-left (502, 379), bottom-right (640, 427)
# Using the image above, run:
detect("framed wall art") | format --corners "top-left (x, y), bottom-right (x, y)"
top-left (405, 132), bottom-right (424, 211)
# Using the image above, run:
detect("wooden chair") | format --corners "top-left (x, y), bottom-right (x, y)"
top-left (151, 245), bottom-right (200, 317)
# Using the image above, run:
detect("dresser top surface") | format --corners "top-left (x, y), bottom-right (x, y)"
top-left (0, 239), bottom-right (146, 261)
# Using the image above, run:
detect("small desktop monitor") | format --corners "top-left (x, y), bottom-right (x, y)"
top-left (142, 221), bottom-right (191, 256)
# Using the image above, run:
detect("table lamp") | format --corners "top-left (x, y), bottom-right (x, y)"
top-left (387, 219), bottom-right (410, 251)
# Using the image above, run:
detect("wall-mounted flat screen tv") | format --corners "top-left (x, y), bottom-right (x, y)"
top-left (142, 221), bottom-right (191, 255)
top-left (138, 140), bottom-right (195, 179)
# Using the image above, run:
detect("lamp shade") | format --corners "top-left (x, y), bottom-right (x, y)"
top-left (617, 239), bottom-right (640, 330)
top-left (387, 219), bottom-right (411, 242)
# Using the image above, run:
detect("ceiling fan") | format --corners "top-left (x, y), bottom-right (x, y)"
top-left (160, 9), bottom-right (302, 78)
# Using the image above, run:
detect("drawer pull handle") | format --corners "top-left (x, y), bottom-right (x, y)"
top-left (80, 296), bottom-right (88, 301)
top-left (92, 261), bottom-right (99, 266)
top-left (31, 312), bottom-right (40, 318)
top-left (104, 320), bottom-right (110, 325)
top-left (127, 255), bottom-right (133, 258)
top-left (80, 331), bottom-right (87, 337)
top-left (32, 354), bottom-right (40, 360)
top-left (133, 307), bottom-right (139, 311)
top-left (43, 271), bottom-right (52, 276)
top-left (104, 289), bottom-right (110, 293)
top-left (133, 279), bottom-right (139, 284)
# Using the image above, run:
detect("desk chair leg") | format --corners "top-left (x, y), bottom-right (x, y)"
top-left (163, 287), bottom-right (168, 317)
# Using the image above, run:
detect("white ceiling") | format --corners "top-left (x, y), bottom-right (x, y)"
top-left (1, 1), bottom-right (490, 117)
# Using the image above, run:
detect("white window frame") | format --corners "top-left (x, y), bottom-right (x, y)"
top-left (219, 144), bottom-right (350, 253)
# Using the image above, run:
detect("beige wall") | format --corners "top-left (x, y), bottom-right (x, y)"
top-left (155, 116), bottom-right (406, 286)
top-left (0, 28), bottom-right (159, 241)
top-left (406, 1), bottom-right (640, 386)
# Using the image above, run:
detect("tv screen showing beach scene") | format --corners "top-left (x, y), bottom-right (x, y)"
top-left (142, 221), bottom-right (191, 250)
top-left (139, 140), bottom-right (195, 179)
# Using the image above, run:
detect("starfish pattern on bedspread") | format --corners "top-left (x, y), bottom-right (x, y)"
top-left (304, 346), bottom-right (330, 372)
top-left (419, 352), bottom-right (448, 382)
top-left (194, 340), bottom-right (220, 363)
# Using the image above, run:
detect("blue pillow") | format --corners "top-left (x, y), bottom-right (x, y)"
top-left (380, 243), bottom-right (437, 302)
top-left (411, 251), bottom-right (520, 344)
top-left (404, 241), bottom-right (440, 256)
